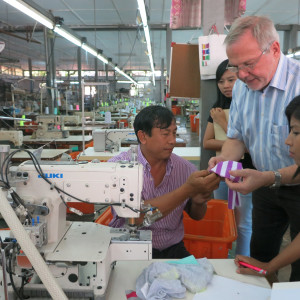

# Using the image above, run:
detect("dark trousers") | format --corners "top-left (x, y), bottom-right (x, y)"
top-left (152, 241), bottom-right (191, 259)
top-left (251, 185), bottom-right (300, 281)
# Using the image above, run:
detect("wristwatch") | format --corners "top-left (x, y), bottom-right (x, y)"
top-left (269, 171), bottom-right (281, 189)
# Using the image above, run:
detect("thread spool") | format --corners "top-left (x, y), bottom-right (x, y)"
top-left (45, 107), bottom-right (49, 114)
top-left (76, 105), bottom-right (80, 111)
top-left (54, 107), bottom-right (58, 115)
top-left (20, 115), bottom-right (25, 126)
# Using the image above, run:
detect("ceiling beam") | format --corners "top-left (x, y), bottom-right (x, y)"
top-left (0, 29), bottom-right (41, 44)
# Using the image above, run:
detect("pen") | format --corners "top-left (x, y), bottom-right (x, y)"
top-left (238, 261), bottom-right (268, 275)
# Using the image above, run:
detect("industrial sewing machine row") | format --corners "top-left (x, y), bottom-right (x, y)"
top-left (93, 128), bottom-right (135, 152)
top-left (31, 115), bottom-right (72, 139)
top-left (0, 157), bottom-right (156, 299)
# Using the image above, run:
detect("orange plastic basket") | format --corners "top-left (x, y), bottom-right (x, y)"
top-left (95, 199), bottom-right (237, 258)
top-left (183, 199), bottom-right (237, 258)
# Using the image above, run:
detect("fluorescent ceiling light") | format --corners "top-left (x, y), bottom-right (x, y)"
top-left (4, 0), bottom-right (137, 85)
top-left (82, 44), bottom-right (108, 64)
top-left (82, 44), bottom-right (98, 57)
top-left (4, 0), bottom-right (54, 29)
top-left (54, 26), bottom-right (81, 47)
top-left (137, 0), bottom-right (148, 26)
top-left (117, 80), bottom-right (131, 84)
top-left (97, 54), bottom-right (108, 64)
top-left (137, 0), bottom-right (155, 86)
top-left (138, 81), bottom-right (151, 84)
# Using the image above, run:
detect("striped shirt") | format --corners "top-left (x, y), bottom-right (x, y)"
top-left (108, 145), bottom-right (197, 250)
top-left (227, 53), bottom-right (300, 171)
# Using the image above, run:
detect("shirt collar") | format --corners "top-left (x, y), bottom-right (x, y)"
top-left (137, 144), bottom-right (173, 175)
top-left (268, 52), bottom-right (287, 91)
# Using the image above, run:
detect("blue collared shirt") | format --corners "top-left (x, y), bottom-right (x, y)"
top-left (227, 53), bottom-right (300, 171)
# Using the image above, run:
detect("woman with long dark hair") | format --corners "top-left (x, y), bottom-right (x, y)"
top-left (203, 59), bottom-right (254, 256)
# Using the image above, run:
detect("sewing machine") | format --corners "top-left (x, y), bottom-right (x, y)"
top-left (61, 115), bottom-right (80, 126)
top-left (0, 130), bottom-right (23, 147)
top-left (93, 128), bottom-right (135, 152)
top-left (0, 160), bottom-right (152, 299)
top-left (32, 115), bottom-right (69, 139)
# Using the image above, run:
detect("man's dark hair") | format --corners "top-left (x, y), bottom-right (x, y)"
top-left (134, 105), bottom-right (175, 143)
top-left (285, 95), bottom-right (300, 179)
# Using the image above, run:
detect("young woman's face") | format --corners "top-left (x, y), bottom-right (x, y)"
top-left (217, 70), bottom-right (238, 98)
top-left (285, 115), bottom-right (300, 166)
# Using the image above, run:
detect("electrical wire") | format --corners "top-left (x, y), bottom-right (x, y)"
top-left (1, 149), bottom-right (147, 214)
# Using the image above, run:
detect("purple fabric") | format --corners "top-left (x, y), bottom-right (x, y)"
top-left (108, 145), bottom-right (197, 251)
top-left (210, 161), bottom-right (242, 209)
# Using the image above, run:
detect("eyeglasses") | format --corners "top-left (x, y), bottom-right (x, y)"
top-left (226, 41), bottom-right (274, 73)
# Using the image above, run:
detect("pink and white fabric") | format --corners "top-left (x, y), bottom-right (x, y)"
top-left (225, 0), bottom-right (247, 25)
top-left (210, 161), bottom-right (242, 209)
top-left (170, 0), bottom-right (201, 29)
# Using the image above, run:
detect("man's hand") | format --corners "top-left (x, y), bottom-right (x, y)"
top-left (225, 169), bottom-right (273, 194)
top-left (185, 170), bottom-right (220, 198)
top-left (207, 156), bottom-right (224, 170)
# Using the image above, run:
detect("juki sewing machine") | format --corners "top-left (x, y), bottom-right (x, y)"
top-left (0, 158), bottom-right (154, 299)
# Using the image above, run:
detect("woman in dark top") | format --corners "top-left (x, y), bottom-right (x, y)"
top-left (203, 59), bottom-right (254, 256)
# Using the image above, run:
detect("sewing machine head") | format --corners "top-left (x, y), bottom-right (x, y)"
top-left (32, 115), bottom-right (69, 138)
top-left (1, 159), bottom-right (151, 299)
top-left (0, 130), bottom-right (23, 147)
top-left (93, 128), bottom-right (135, 152)
top-left (12, 160), bottom-right (143, 245)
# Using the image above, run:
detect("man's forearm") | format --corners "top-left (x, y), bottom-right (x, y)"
top-left (185, 200), bottom-right (207, 220)
top-left (144, 182), bottom-right (193, 217)
top-left (221, 138), bottom-right (246, 161)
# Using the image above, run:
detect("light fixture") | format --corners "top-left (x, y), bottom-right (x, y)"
top-left (97, 52), bottom-right (109, 64)
top-left (3, 0), bottom-right (54, 29)
top-left (137, 0), bottom-right (155, 86)
top-left (54, 26), bottom-right (81, 47)
top-left (4, 0), bottom-right (137, 84)
top-left (117, 80), bottom-right (132, 84)
top-left (115, 66), bottom-right (137, 85)
top-left (82, 44), bottom-right (98, 57)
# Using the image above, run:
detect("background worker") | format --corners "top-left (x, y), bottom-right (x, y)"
top-left (203, 59), bottom-right (254, 256)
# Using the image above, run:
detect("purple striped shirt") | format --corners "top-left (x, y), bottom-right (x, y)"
top-left (108, 145), bottom-right (197, 250)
